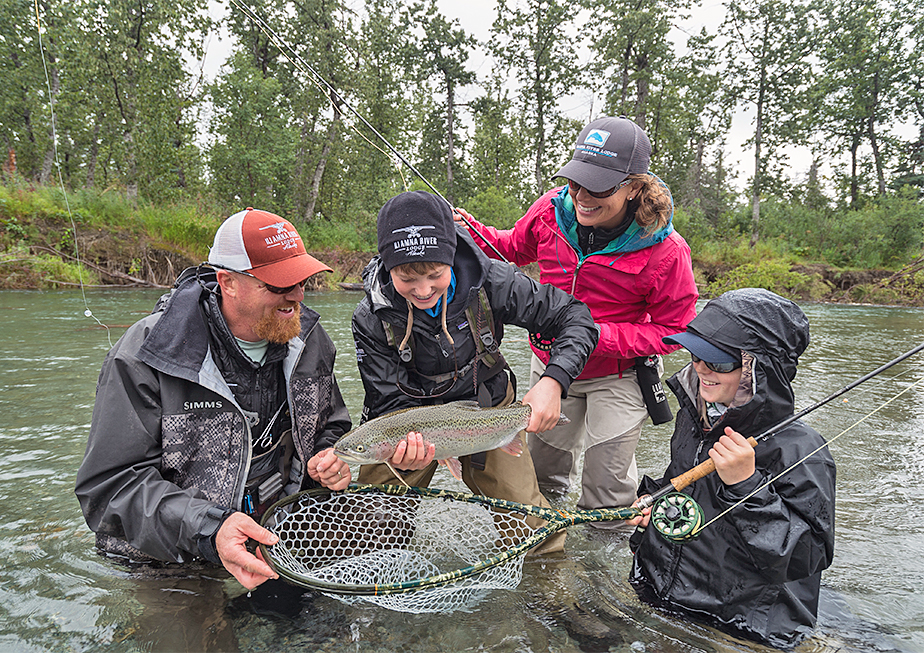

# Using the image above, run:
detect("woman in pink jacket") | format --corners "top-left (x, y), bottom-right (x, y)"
top-left (458, 116), bottom-right (698, 528)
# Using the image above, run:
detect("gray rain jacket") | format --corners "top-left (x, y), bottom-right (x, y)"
top-left (629, 289), bottom-right (836, 649)
top-left (75, 267), bottom-right (351, 564)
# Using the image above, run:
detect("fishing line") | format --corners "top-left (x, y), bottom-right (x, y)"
top-left (636, 341), bottom-right (924, 540)
top-left (227, 0), bottom-right (410, 191)
top-left (693, 373), bottom-right (924, 537)
top-left (226, 0), bottom-right (512, 264)
top-left (33, 0), bottom-right (112, 347)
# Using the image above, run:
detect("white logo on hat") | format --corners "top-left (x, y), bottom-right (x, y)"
top-left (584, 129), bottom-right (610, 147)
top-left (392, 225), bottom-right (436, 238)
top-left (259, 222), bottom-right (289, 234)
top-left (391, 225), bottom-right (438, 258)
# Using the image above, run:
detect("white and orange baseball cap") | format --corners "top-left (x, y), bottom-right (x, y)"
top-left (208, 208), bottom-right (331, 287)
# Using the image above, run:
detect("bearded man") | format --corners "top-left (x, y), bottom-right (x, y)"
top-left (75, 209), bottom-right (353, 590)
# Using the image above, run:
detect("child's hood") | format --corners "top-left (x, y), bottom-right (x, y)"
top-left (678, 289), bottom-right (810, 431)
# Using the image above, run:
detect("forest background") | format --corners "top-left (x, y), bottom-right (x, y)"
top-left (1, 0), bottom-right (923, 305)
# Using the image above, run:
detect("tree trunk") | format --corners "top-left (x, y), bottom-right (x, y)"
top-left (305, 101), bottom-right (341, 223)
top-left (849, 134), bottom-right (860, 206)
top-left (868, 118), bottom-right (886, 195)
top-left (446, 76), bottom-right (455, 204)
top-left (868, 68), bottom-right (886, 195)
top-left (749, 42), bottom-right (768, 249)
top-left (86, 117), bottom-right (101, 188)
top-left (634, 52), bottom-right (649, 130)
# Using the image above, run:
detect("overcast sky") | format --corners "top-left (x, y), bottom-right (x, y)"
top-left (202, 0), bottom-right (816, 190)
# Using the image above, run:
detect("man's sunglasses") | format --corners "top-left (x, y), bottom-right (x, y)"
top-left (691, 353), bottom-right (742, 374)
top-left (567, 178), bottom-right (632, 199)
top-left (209, 264), bottom-right (307, 295)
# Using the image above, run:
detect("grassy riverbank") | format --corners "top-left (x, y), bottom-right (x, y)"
top-left (1, 180), bottom-right (922, 305)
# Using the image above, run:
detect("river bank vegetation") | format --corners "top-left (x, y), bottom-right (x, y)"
top-left (2, 178), bottom-right (922, 305)
top-left (1, 0), bottom-right (922, 304)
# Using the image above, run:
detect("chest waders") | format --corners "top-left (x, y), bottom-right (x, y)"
top-left (381, 288), bottom-right (513, 470)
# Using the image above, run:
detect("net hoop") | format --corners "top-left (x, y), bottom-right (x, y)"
top-left (259, 483), bottom-right (638, 597)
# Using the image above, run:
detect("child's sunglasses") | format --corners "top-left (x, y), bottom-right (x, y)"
top-left (691, 353), bottom-right (742, 374)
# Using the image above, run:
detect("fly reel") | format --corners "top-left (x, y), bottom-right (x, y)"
top-left (650, 492), bottom-right (704, 542)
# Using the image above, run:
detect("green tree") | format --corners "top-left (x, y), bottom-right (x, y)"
top-left (82, 0), bottom-right (211, 199)
top-left (208, 51), bottom-right (294, 210)
top-left (816, 0), bottom-right (910, 204)
top-left (582, 0), bottom-right (690, 132)
top-left (490, 0), bottom-right (582, 197)
top-left (721, 0), bottom-right (818, 246)
top-left (0, 0), bottom-right (79, 184)
top-left (468, 74), bottom-right (531, 208)
top-left (318, 0), bottom-right (418, 220)
top-left (404, 1), bottom-right (477, 204)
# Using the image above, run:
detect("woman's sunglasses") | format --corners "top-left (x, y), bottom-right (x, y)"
top-left (567, 178), bottom-right (632, 199)
top-left (209, 264), bottom-right (307, 295)
top-left (691, 353), bottom-right (742, 374)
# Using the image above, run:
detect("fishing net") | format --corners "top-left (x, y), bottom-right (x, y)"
top-left (260, 484), bottom-right (540, 613)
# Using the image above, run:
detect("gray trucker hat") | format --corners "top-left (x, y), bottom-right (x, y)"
top-left (554, 116), bottom-right (651, 193)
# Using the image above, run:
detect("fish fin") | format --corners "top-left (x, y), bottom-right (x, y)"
top-left (500, 434), bottom-right (523, 457)
top-left (385, 461), bottom-right (412, 488)
top-left (557, 413), bottom-right (571, 426)
top-left (439, 458), bottom-right (463, 480)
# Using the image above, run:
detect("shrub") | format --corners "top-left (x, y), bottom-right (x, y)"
top-left (704, 259), bottom-right (829, 300)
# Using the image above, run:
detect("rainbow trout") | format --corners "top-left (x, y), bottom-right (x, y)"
top-left (333, 400), bottom-right (569, 480)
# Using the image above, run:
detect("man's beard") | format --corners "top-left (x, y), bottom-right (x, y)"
top-left (253, 303), bottom-right (302, 344)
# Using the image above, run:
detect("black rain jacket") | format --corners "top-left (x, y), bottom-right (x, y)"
top-left (629, 289), bottom-right (836, 649)
top-left (352, 226), bottom-right (598, 421)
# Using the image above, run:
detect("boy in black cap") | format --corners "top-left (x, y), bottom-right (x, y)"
top-left (627, 289), bottom-right (836, 648)
top-left (346, 190), bottom-right (599, 553)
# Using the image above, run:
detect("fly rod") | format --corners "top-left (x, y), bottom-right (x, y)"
top-left (637, 339), bottom-right (924, 512)
top-left (228, 0), bottom-right (511, 264)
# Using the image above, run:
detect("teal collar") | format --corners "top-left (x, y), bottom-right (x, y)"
top-left (551, 181), bottom-right (674, 258)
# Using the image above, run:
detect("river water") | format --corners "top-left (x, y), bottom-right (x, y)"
top-left (1, 289), bottom-right (922, 653)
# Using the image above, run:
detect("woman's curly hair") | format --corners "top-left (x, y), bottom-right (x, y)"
top-left (627, 174), bottom-right (673, 233)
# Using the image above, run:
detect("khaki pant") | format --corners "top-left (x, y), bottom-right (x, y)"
top-left (357, 382), bottom-right (566, 554)
top-left (528, 355), bottom-right (651, 531)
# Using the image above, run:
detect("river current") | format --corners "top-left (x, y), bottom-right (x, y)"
top-left (0, 289), bottom-right (921, 652)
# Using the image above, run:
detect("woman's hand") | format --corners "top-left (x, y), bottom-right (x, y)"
top-left (452, 207), bottom-right (475, 225)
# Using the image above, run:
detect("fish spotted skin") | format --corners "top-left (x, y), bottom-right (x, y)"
top-left (333, 400), bottom-right (569, 465)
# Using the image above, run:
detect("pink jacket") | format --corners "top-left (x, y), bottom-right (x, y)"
top-left (464, 187), bottom-right (698, 380)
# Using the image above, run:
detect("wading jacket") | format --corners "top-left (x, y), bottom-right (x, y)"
top-left (629, 289), bottom-right (837, 649)
top-left (352, 227), bottom-right (598, 421)
top-left (74, 268), bottom-right (351, 564)
top-left (462, 186), bottom-right (698, 378)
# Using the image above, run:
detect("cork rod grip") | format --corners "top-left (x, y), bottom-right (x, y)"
top-left (669, 436), bottom-right (758, 491)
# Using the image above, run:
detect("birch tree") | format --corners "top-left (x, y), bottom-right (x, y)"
top-left (721, 0), bottom-right (818, 245)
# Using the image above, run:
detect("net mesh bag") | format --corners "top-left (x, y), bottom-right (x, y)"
top-left (262, 486), bottom-right (537, 613)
